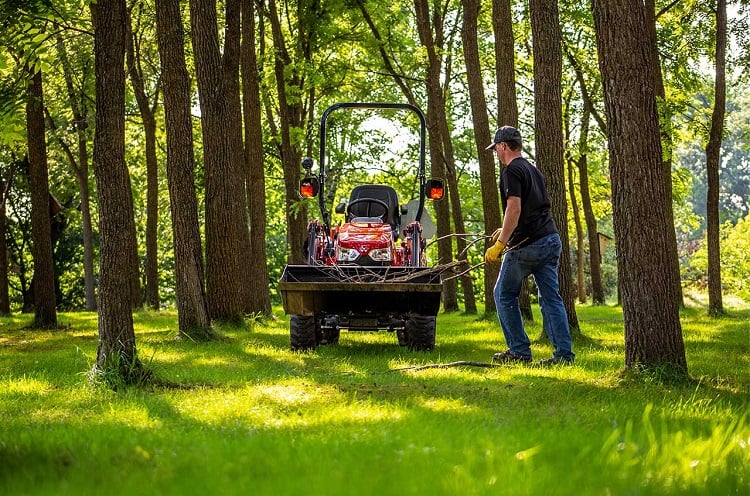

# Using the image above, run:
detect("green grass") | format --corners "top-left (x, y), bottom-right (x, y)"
top-left (1, 304), bottom-right (748, 495)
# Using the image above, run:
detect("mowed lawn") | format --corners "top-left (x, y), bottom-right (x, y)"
top-left (1, 304), bottom-right (748, 495)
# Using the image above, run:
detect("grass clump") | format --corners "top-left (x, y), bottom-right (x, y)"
top-left (0, 305), bottom-right (748, 495)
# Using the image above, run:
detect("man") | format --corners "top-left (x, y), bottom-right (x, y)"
top-left (484, 126), bottom-right (575, 366)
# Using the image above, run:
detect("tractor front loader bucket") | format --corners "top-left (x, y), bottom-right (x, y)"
top-left (279, 265), bottom-right (442, 317)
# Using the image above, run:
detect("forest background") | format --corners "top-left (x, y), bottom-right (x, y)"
top-left (0, 0), bottom-right (748, 376)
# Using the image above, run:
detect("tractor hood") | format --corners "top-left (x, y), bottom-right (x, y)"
top-left (335, 221), bottom-right (395, 265)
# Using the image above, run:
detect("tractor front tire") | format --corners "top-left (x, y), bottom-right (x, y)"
top-left (321, 327), bottom-right (340, 345)
top-left (290, 315), bottom-right (318, 351)
top-left (318, 315), bottom-right (340, 345)
top-left (405, 314), bottom-right (436, 351)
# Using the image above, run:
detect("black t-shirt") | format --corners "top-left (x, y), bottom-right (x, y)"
top-left (499, 156), bottom-right (557, 248)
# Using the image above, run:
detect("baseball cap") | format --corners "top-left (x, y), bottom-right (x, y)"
top-left (485, 126), bottom-right (523, 150)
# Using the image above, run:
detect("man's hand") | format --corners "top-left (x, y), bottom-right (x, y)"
top-left (489, 228), bottom-right (502, 244)
top-left (484, 240), bottom-right (506, 264)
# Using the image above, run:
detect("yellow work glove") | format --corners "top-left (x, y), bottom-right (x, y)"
top-left (484, 239), bottom-right (506, 264)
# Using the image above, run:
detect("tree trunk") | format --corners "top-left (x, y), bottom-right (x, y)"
top-left (414, 0), bottom-right (459, 312)
top-left (644, 0), bottom-right (684, 309)
top-left (189, 0), bottom-right (252, 321)
top-left (267, 0), bottom-right (309, 266)
top-left (241, 0), bottom-right (272, 315)
top-left (0, 208), bottom-right (8, 315)
top-left (463, 0), bottom-right (502, 316)
top-left (223, 0), bottom-right (254, 313)
top-left (706, 0), bottom-right (726, 316)
top-left (25, 68), bottom-right (57, 328)
top-left (0, 168), bottom-right (15, 315)
top-left (440, 25), bottom-right (475, 314)
top-left (591, 0), bottom-right (687, 373)
top-left (441, 130), bottom-right (476, 313)
top-left (530, 0), bottom-right (579, 333)
top-left (567, 153), bottom-right (586, 304)
top-left (54, 34), bottom-right (98, 312)
top-left (492, 0), bottom-right (518, 127)
top-left (424, 95), bottom-right (458, 312)
top-left (126, 163), bottom-right (143, 310)
top-left (566, 48), bottom-right (606, 304)
top-left (492, 0), bottom-right (532, 319)
top-left (126, 14), bottom-right (160, 311)
top-left (77, 143), bottom-right (97, 312)
top-left (91, 0), bottom-right (145, 383)
top-left (155, 0), bottom-right (213, 339)
top-left (576, 108), bottom-right (605, 304)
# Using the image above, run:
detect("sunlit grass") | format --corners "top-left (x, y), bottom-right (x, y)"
top-left (0, 303), bottom-right (748, 495)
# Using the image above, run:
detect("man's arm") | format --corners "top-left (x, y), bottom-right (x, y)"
top-left (497, 196), bottom-right (521, 245)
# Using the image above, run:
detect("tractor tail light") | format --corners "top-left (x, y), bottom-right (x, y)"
top-left (424, 179), bottom-right (445, 200)
top-left (300, 184), bottom-right (314, 198)
top-left (299, 177), bottom-right (319, 198)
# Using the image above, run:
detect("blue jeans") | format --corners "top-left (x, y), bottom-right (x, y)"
top-left (493, 232), bottom-right (575, 361)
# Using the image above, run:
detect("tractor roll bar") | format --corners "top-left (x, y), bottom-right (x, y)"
top-left (318, 102), bottom-right (428, 231)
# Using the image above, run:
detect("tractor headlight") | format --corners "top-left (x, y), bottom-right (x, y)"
top-left (368, 247), bottom-right (392, 262)
top-left (336, 246), bottom-right (360, 262)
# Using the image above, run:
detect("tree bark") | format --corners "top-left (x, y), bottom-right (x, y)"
top-left (25, 68), bottom-right (57, 328)
top-left (463, 0), bottom-right (501, 316)
top-left (155, 0), bottom-right (213, 338)
top-left (414, 0), bottom-right (461, 312)
top-left (579, 129), bottom-right (606, 306)
top-left (492, 0), bottom-right (531, 319)
top-left (567, 150), bottom-right (586, 304)
top-left (438, 8), bottom-right (475, 313)
top-left (189, 0), bottom-right (252, 321)
top-left (591, 0), bottom-right (687, 373)
top-left (644, 0), bottom-right (684, 309)
top-left (706, 0), bottom-right (726, 316)
top-left (77, 133), bottom-right (97, 312)
top-left (127, 7), bottom-right (160, 310)
top-left (492, 0), bottom-right (518, 127)
top-left (576, 108), bottom-right (606, 304)
top-left (129, 15), bottom-right (159, 311)
top-left (266, 0), bottom-right (310, 266)
top-left (91, 0), bottom-right (144, 382)
top-left (530, 0), bottom-right (579, 332)
top-left (222, 0), bottom-right (254, 313)
top-left (241, 0), bottom-right (272, 315)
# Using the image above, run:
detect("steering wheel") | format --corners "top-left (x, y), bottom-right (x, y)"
top-left (346, 198), bottom-right (389, 223)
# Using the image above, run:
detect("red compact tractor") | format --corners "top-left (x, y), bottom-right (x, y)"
top-left (278, 102), bottom-right (445, 351)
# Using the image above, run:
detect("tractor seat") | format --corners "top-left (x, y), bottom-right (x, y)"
top-left (347, 185), bottom-right (401, 239)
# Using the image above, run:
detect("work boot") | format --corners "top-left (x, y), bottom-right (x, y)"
top-left (538, 356), bottom-right (574, 367)
top-left (492, 350), bottom-right (532, 364)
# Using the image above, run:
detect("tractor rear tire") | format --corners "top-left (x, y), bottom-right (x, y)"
top-left (405, 314), bottom-right (436, 351)
top-left (290, 315), bottom-right (318, 351)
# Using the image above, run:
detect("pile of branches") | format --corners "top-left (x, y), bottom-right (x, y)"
top-left (287, 232), bottom-right (496, 284)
